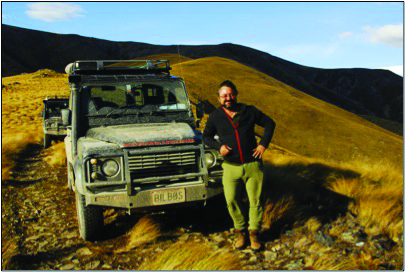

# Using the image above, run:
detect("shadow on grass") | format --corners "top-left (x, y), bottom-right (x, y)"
top-left (261, 160), bottom-right (358, 241)
top-left (5, 244), bottom-right (85, 270)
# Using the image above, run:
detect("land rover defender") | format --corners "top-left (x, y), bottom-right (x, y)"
top-left (62, 60), bottom-right (223, 241)
top-left (42, 96), bottom-right (69, 148)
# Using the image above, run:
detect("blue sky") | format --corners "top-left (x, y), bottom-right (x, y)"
top-left (2, 2), bottom-right (403, 76)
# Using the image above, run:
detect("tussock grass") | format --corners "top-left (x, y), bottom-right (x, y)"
top-left (138, 241), bottom-right (243, 270)
top-left (263, 151), bottom-right (403, 243)
top-left (114, 216), bottom-right (160, 253)
top-left (43, 142), bottom-right (66, 168)
top-left (326, 162), bottom-right (403, 241)
top-left (305, 253), bottom-right (354, 270)
top-left (262, 195), bottom-right (295, 230)
top-left (304, 217), bottom-right (322, 233)
top-left (1, 239), bottom-right (19, 270)
top-left (2, 70), bottom-right (69, 178)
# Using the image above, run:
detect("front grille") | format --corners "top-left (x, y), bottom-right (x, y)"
top-left (128, 150), bottom-right (198, 181)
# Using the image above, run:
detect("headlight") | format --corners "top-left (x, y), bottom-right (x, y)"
top-left (101, 159), bottom-right (119, 177)
top-left (204, 152), bottom-right (216, 168)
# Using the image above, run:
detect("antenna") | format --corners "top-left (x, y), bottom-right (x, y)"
top-left (177, 45), bottom-right (186, 81)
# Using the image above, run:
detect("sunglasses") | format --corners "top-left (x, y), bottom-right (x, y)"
top-left (219, 94), bottom-right (236, 99)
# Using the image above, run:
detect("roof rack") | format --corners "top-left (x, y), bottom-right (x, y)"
top-left (65, 60), bottom-right (171, 75)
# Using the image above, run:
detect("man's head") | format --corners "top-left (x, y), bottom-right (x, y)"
top-left (218, 80), bottom-right (238, 110)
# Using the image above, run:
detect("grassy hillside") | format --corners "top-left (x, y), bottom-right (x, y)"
top-left (1, 56), bottom-right (403, 269)
top-left (170, 57), bottom-right (403, 170)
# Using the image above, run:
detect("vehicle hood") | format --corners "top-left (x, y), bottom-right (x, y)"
top-left (85, 123), bottom-right (197, 148)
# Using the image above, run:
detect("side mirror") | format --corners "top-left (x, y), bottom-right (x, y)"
top-left (61, 109), bottom-right (71, 126)
top-left (196, 103), bottom-right (204, 119)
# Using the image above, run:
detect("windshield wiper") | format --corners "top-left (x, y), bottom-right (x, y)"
top-left (106, 104), bottom-right (137, 118)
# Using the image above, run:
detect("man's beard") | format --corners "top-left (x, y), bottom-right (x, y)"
top-left (222, 100), bottom-right (237, 111)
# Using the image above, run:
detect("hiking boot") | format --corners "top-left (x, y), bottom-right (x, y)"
top-left (234, 229), bottom-right (247, 250)
top-left (249, 230), bottom-right (262, 252)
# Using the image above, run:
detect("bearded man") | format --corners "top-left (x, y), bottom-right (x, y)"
top-left (203, 80), bottom-right (276, 251)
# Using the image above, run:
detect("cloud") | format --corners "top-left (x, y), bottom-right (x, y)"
top-left (25, 2), bottom-right (84, 22)
top-left (337, 32), bottom-right (354, 39)
top-left (363, 24), bottom-right (403, 48)
top-left (378, 65), bottom-right (403, 77)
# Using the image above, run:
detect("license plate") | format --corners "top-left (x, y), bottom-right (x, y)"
top-left (151, 188), bottom-right (186, 206)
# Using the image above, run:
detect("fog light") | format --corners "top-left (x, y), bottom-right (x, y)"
top-left (204, 152), bottom-right (215, 168)
top-left (91, 172), bottom-right (98, 180)
top-left (90, 158), bottom-right (98, 165)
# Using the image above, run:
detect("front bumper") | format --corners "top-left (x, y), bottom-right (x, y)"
top-left (85, 182), bottom-right (223, 210)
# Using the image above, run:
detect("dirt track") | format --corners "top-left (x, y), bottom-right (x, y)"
top-left (1, 144), bottom-right (264, 270)
top-left (2, 143), bottom-right (402, 270)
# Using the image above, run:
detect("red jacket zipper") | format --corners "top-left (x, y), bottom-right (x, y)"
top-left (222, 107), bottom-right (244, 164)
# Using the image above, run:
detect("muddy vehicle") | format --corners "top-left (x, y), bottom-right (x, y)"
top-left (62, 60), bottom-right (223, 241)
top-left (42, 96), bottom-right (69, 148)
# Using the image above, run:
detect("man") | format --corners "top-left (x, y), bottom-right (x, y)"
top-left (203, 80), bottom-right (276, 251)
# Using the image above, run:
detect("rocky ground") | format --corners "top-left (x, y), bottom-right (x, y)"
top-left (2, 144), bottom-right (403, 270)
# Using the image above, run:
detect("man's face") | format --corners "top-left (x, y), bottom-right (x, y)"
top-left (218, 86), bottom-right (237, 110)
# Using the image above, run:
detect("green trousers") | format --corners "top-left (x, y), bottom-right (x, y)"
top-left (222, 161), bottom-right (264, 231)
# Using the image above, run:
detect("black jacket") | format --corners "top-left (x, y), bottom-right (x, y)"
top-left (203, 103), bottom-right (276, 165)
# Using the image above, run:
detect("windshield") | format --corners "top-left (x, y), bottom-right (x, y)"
top-left (45, 100), bottom-right (69, 117)
top-left (81, 80), bottom-right (190, 117)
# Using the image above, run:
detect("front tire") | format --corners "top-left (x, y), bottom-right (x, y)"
top-left (75, 191), bottom-right (103, 241)
top-left (43, 134), bottom-right (52, 148)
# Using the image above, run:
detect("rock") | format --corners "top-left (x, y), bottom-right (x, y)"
top-left (264, 251), bottom-right (277, 261)
top-left (119, 256), bottom-right (131, 262)
top-left (64, 230), bottom-right (79, 239)
top-left (341, 232), bottom-right (356, 243)
top-left (285, 230), bottom-right (294, 237)
top-left (85, 260), bottom-right (100, 270)
top-left (212, 234), bottom-right (225, 243)
top-left (249, 256), bottom-right (258, 263)
top-left (284, 260), bottom-right (304, 270)
top-left (60, 264), bottom-right (75, 270)
top-left (376, 237), bottom-right (396, 251)
top-left (179, 234), bottom-right (190, 241)
top-left (272, 244), bottom-right (282, 252)
top-left (314, 230), bottom-right (334, 246)
top-left (76, 247), bottom-right (92, 256)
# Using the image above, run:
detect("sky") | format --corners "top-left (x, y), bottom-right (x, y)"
top-left (2, 2), bottom-right (404, 76)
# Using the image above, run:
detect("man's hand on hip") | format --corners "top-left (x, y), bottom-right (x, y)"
top-left (253, 145), bottom-right (266, 159)
top-left (220, 145), bottom-right (232, 156)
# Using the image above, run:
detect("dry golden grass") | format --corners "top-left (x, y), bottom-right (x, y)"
top-left (1, 239), bottom-right (19, 270)
top-left (171, 57), bottom-right (403, 169)
top-left (262, 151), bottom-right (403, 245)
top-left (43, 142), bottom-right (66, 168)
top-left (327, 164), bottom-right (403, 241)
top-left (2, 58), bottom-right (403, 270)
top-left (138, 241), bottom-right (243, 270)
top-left (304, 217), bottom-right (322, 233)
top-left (2, 70), bottom-right (69, 177)
top-left (114, 216), bottom-right (160, 253)
top-left (262, 195), bottom-right (295, 230)
top-left (305, 253), bottom-right (354, 270)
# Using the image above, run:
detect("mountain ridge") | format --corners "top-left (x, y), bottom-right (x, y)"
top-left (2, 24), bottom-right (403, 123)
